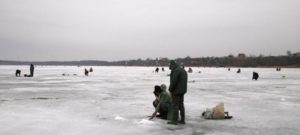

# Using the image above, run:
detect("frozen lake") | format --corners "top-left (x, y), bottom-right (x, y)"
top-left (0, 66), bottom-right (300, 135)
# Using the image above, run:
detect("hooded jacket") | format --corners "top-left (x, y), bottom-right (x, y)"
top-left (168, 60), bottom-right (188, 95)
top-left (155, 84), bottom-right (172, 112)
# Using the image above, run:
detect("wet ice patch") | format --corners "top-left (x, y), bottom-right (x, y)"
top-left (31, 97), bottom-right (59, 100)
top-left (0, 99), bottom-right (8, 102)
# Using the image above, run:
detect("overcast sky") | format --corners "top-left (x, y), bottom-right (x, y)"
top-left (0, 0), bottom-right (300, 61)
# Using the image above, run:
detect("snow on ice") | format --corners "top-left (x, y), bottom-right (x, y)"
top-left (0, 66), bottom-right (300, 135)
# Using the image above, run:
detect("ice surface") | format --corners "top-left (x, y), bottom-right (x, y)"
top-left (135, 119), bottom-right (155, 125)
top-left (0, 66), bottom-right (300, 135)
top-left (115, 116), bottom-right (127, 121)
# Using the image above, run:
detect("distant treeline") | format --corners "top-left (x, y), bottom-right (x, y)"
top-left (1, 56), bottom-right (300, 67)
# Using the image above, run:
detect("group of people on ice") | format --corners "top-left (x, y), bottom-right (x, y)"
top-left (15, 64), bottom-right (35, 77)
top-left (149, 60), bottom-right (232, 125)
top-left (16, 64), bottom-right (94, 77)
top-left (150, 60), bottom-right (187, 124)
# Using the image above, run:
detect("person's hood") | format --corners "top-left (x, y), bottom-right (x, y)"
top-left (160, 84), bottom-right (167, 92)
top-left (169, 60), bottom-right (179, 70)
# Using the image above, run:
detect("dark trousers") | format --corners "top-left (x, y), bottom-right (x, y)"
top-left (153, 100), bottom-right (169, 119)
top-left (171, 94), bottom-right (185, 122)
top-left (30, 70), bottom-right (34, 76)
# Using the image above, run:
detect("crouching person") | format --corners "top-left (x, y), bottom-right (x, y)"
top-left (150, 84), bottom-right (172, 120)
top-left (15, 69), bottom-right (21, 77)
top-left (202, 102), bottom-right (232, 119)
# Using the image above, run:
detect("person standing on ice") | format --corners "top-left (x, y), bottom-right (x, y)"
top-left (168, 60), bottom-right (188, 125)
top-left (30, 64), bottom-right (34, 77)
top-left (252, 72), bottom-right (259, 80)
top-left (150, 84), bottom-right (172, 120)
top-left (155, 67), bottom-right (159, 73)
top-left (84, 68), bottom-right (89, 76)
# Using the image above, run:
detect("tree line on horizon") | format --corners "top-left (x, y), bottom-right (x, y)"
top-left (114, 55), bottom-right (300, 67)
top-left (1, 53), bottom-right (300, 67)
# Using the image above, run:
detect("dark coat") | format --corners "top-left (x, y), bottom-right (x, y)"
top-left (168, 61), bottom-right (188, 95)
top-left (30, 64), bottom-right (34, 72)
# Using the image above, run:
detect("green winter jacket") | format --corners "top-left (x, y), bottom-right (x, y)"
top-left (168, 60), bottom-right (188, 95)
top-left (155, 84), bottom-right (172, 112)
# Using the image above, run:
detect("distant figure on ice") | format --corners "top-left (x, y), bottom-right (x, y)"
top-left (168, 60), bottom-right (188, 125)
top-left (150, 84), bottom-right (172, 120)
top-left (276, 67), bottom-right (281, 71)
top-left (155, 67), bottom-right (159, 73)
top-left (252, 72), bottom-right (259, 80)
top-left (188, 67), bottom-right (193, 73)
top-left (89, 67), bottom-right (93, 72)
top-left (236, 68), bottom-right (241, 73)
top-left (202, 102), bottom-right (232, 119)
top-left (84, 68), bottom-right (89, 76)
top-left (25, 64), bottom-right (34, 77)
top-left (30, 64), bottom-right (35, 76)
top-left (15, 69), bottom-right (21, 77)
top-left (162, 67), bottom-right (165, 72)
top-left (228, 68), bottom-right (231, 71)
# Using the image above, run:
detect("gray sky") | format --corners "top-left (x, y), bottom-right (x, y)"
top-left (0, 0), bottom-right (300, 61)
